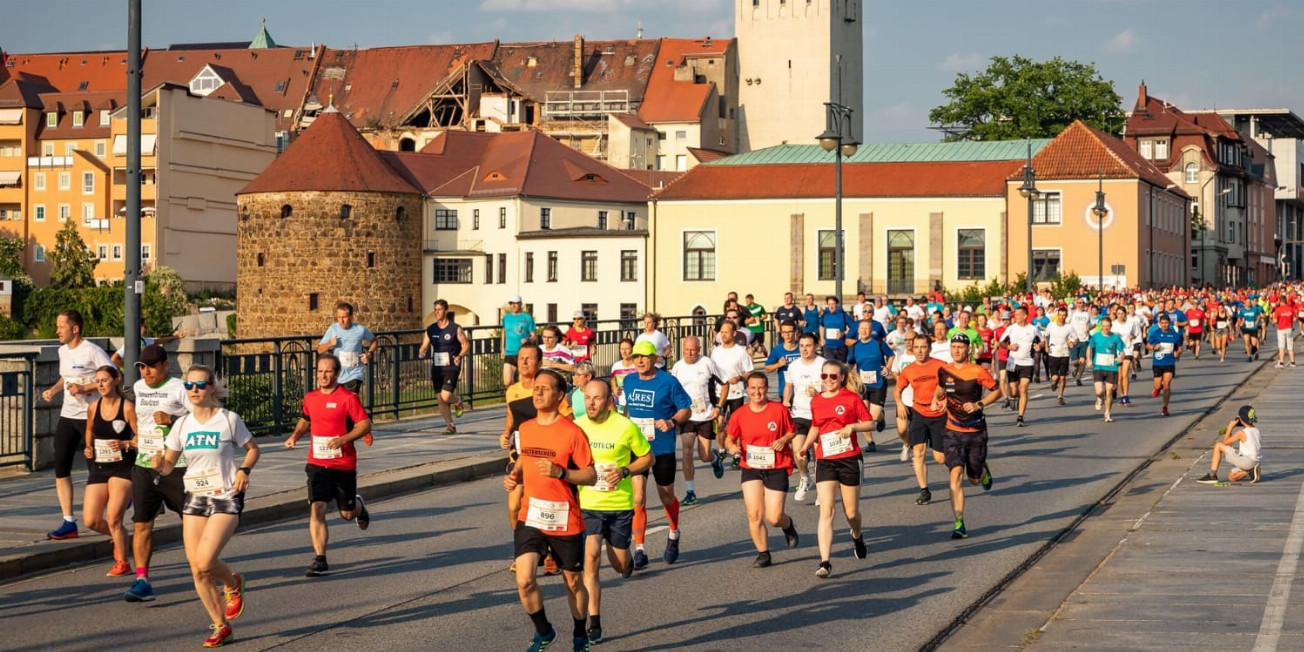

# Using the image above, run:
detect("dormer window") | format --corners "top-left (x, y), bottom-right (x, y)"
top-left (189, 66), bottom-right (224, 96)
top-left (46, 112), bottom-right (57, 128)
top-left (99, 110), bottom-right (110, 126)
top-left (72, 111), bottom-right (84, 128)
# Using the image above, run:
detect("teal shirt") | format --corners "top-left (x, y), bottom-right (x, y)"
top-left (1088, 332), bottom-right (1126, 371)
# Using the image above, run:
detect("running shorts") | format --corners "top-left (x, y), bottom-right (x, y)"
top-left (681, 419), bottom-right (714, 441)
top-left (86, 459), bottom-right (134, 484)
top-left (1009, 364), bottom-right (1035, 382)
top-left (1093, 370), bottom-right (1119, 385)
top-left (132, 466), bottom-right (186, 523)
top-left (942, 427), bottom-right (988, 480)
top-left (814, 456), bottom-right (861, 487)
top-left (1047, 356), bottom-right (1070, 377)
top-left (908, 412), bottom-right (946, 452)
top-left (740, 467), bottom-right (790, 492)
top-left (182, 492), bottom-right (245, 517)
top-left (54, 417), bottom-right (87, 479)
top-left (582, 509), bottom-right (634, 549)
top-left (636, 452), bottom-right (677, 487)
top-left (429, 365), bottom-right (461, 393)
top-left (1153, 365), bottom-right (1176, 378)
top-left (306, 463), bottom-right (358, 510)
top-left (514, 523), bottom-right (584, 572)
top-left (858, 384), bottom-right (888, 407)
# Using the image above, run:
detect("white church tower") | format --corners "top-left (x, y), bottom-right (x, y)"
top-left (735, 0), bottom-right (864, 151)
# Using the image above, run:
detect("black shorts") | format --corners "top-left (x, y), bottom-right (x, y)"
top-left (942, 428), bottom-right (988, 480)
top-left (513, 522), bottom-right (584, 573)
top-left (583, 509), bottom-right (634, 549)
top-left (740, 467), bottom-right (790, 492)
top-left (429, 365), bottom-right (461, 393)
top-left (1047, 356), bottom-right (1070, 377)
top-left (504, 354), bottom-right (519, 367)
top-left (132, 465), bottom-right (186, 523)
top-left (721, 397), bottom-right (744, 420)
top-left (792, 418), bottom-right (812, 438)
top-left (53, 417), bottom-right (87, 479)
top-left (1093, 370), bottom-right (1118, 385)
top-left (908, 412), bottom-right (946, 451)
top-left (181, 492), bottom-right (245, 517)
top-left (342, 380), bottom-right (362, 394)
top-left (680, 419), bottom-right (714, 441)
top-left (87, 460), bottom-right (134, 484)
top-left (858, 384), bottom-right (888, 407)
top-left (1187, 332), bottom-right (1203, 341)
top-left (636, 452), bottom-right (677, 487)
top-left (1009, 365), bottom-right (1034, 382)
top-left (1241, 328), bottom-right (1259, 337)
top-left (306, 463), bottom-right (358, 510)
top-left (823, 347), bottom-right (848, 363)
top-left (1153, 365), bottom-right (1175, 378)
top-left (814, 456), bottom-right (861, 486)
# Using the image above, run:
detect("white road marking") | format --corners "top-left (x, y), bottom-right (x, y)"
top-left (1253, 478), bottom-right (1304, 651)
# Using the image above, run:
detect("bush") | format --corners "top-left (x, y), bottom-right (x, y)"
top-left (226, 313), bottom-right (238, 340)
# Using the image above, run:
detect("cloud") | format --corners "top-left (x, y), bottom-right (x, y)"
top-left (937, 53), bottom-right (983, 73)
top-left (427, 30), bottom-right (454, 44)
top-left (1102, 27), bottom-right (1138, 54)
top-left (1256, 5), bottom-right (1296, 29)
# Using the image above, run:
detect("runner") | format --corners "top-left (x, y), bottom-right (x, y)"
top-left (499, 343), bottom-right (557, 575)
top-left (567, 362), bottom-right (595, 419)
top-left (782, 333), bottom-right (826, 502)
top-left (896, 336), bottom-right (948, 505)
top-left (710, 320), bottom-right (754, 469)
top-left (635, 313), bottom-right (673, 367)
top-left (622, 340), bottom-right (692, 569)
top-left (848, 319), bottom-right (895, 452)
top-left (609, 338), bottom-right (638, 415)
top-left (540, 326), bottom-right (577, 373)
top-left (999, 307), bottom-right (1041, 427)
top-left (1044, 306), bottom-right (1076, 405)
top-left (742, 293), bottom-right (769, 358)
top-left (1273, 295), bottom-right (1297, 368)
top-left (502, 295), bottom-right (538, 387)
top-left (150, 365), bottom-right (260, 648)
top-left (124, 344), bottom-right (191, 602)
top-left (284, 354), bottom-right (373, 577)
top-left (563, 311), bottom-right (596, 365)
top-left (418, 299), bottom-right (470, 434)
top-left (763, 320), bottom-right (802, 401)
top-left (82, 364), bottom-right (137, 577)
top-left (316, 302), bottom-right (376, 395)
top-left (1211, 303), bottom-right (1233, 362)
top-left (1088, 317), bottom-right (1126, 423)
top-left (1146, 313), bottom-right (1182, 417)
top-left (774, 293), bottom-right (803, 334)
top-left (1068, 299), bottom-right (1092, 386)
top-left (40, 309), bottom-right (113, 540)
top-left (574, 379), bottom-right (652, 645)
top-left (928, 320), bottom-right (952, 361)
top-left (800, 293), bottom-right (822, 336)
top-left (1239, 298), bottom-right (1264, 362)
top-left (933, 334), bottom-right (1000, 540)
top-left (1185, 300), bottom-right (1206, 360)
top-left (670, 336), bottom-right (728, 505)
top-left (800, 360), bottom-right (873, 578)
top-left (889, 327), bottom-right (919, 462)
top-left (502, 369), bottom-right (597, 652)
top-left (725, 371), bottom-right (800, 568)
top-left (818, 296), bottom-right (855, 362)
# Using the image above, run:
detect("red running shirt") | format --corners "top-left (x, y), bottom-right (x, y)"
top-left (810, 388), bottom-right (872, 461)
top-left (301, 387), bottom-right (370, 471)
top-left (725, 401), bottom-right (794, 472)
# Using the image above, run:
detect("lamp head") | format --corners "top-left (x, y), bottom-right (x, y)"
top-left (817, 129), bottom-right (839, 152)
top-left (841, 139), bottom-right (859, 158)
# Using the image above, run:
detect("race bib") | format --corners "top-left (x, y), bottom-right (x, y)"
top-left (820, 431), bottom-right (852, 457)
top-left (690, 399), bottom-right (710, 416)
top-left (140, 427), bottom-right (166, 457)
top-left (339, 351), bottom-right (361, 368)
top-left (1051, 344), bottom-right (1068, 357)
top-left (592, 463), bottom-right (618, 492)
top-left (1190, 319), bottom-right (1200, 328)
top-left (569, 345), bottom-right (588, 359)
top-left (512, 431), bottom-right (521, 454)
top-left (1094, 353), bottom-right (1115, 367)
top-left (432, 352), bottom-right (450, 366)
top-left (858, 370), bottom-right (878, 384)
top-left (1157, 343), bottom-right (1174, 354)
top-left (313, 435), bottom-right (342, 459)
top-left (94, 440), bottom-right (122, 463)
top-left (524, 498), bottom-right (569, 532)
top-left (183, 466), bottom-right (224, 496)
top-left (824, 328), bottom-right (841, 340)
top-left (1216, 321), bottom-right (1228, 329)
top-left (745, 445), bottom-right (776, 469)
top-left (633, 417), bottom-right (656, 442)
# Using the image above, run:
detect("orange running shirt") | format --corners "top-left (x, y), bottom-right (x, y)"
top-left (517, 416), bottom-right (593, 537)
top-left (897, 357), bottom-right (946, 418)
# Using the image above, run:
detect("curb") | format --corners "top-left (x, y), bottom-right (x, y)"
top-left (0, 454), bottom-right (505, 583)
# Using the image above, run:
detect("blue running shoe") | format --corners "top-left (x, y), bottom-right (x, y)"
top-left (572, 635), bottom-right (589, 652)
top-left (682, 490), bottom-right (698, 506)
top-left (528, 627), bottom-right (557, 652)
top-left (663, 534), bottom-right (680, 564)
top-left (633, 548), bottom-right (649, 571)
top-left (124, 577), bottom-right (156, 602)
top-left (951, 519), bottom-right (968, 540)
top-left (47, 520), bottom-right (79, 540)
top-left (710, 451), bottom-right (725, 479)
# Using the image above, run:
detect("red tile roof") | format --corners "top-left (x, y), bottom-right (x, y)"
top-left (687, 147), bottom-right (729, 164)
top-left (493, 39), bottom-right (659, 105)
top-left (141, 46), bottom-right (320, 132)
top-left (0, 51), bottom-right (131, 92)
top-left (638, 38), bottom-right (728, 124)
top-left (35, 90), bottom-right (124, 139)
top-left (239, 109), bottom-right (420, 195)
top-left (610, 112), bottom-right (655, 131)
top-left (1023, 120), bottom-right (1188, 193)
top-left (654, 160), bottom-right (1022, 200)
top-left (0, 75), bottom-right (57, 108)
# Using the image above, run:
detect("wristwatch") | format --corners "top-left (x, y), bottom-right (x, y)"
top-left (620, 466), bottom-right (632, 479)
top-left (237, 467), bottom-right (252, 476)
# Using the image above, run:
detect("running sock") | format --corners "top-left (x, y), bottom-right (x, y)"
top-left (589, 615), bottom-right (602, 631)
top-left (685, 480), bottom-right (695, 493)
top-left (573, 618), bottom-right (586, 639)
top-left (135, 567), bottom-right (148, 579)
top-left (633, 506), bottom-right (647, 545)
top-left (665, 498), bottom-right (680, 532)
top-left (527, 608), bottom-right (551, 636)
top-left (63, 515), bottom-right (75, 523)
top-left (668, 529), bottom-right (680, 540)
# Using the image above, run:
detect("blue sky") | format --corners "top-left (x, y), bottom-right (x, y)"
top-left (3, 0), bottom-right (1300, 142)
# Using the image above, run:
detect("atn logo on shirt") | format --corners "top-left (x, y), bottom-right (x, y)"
top-left (627, 388), bottom-right (656, 409)
top-left (835, 405), bottom-right (846, 416)
top-left (185, 431), bottom-right (221, 450)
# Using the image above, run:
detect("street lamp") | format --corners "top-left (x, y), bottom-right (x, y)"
top-left (1092, 172), bottom-right (1108, 294)
top-left (818, 101), bottom-right (859, 302)
top-left (1017, 142), bottom-right (1038, 291)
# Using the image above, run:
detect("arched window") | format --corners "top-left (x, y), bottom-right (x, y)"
top-left (691, 305), bottom-right (707, 326)
top-left (280, 204), bottom-right (292, 218)
top-left (339, 204), bottom-right (352, 219)
top-left (399, 137), bottom-right (416, 152)
top-left (395, 205), bottom-right (406, 221)
top-left (1184, 162), bottom-right (1199, 184)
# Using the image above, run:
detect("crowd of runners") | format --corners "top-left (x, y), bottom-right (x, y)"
top-left (33, 283), bottom-right (1297, 649)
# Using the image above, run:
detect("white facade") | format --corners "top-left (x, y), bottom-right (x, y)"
top-left (515, 232), bottom-right (648, 325)
top-left (735, 0), bottom-right (864, 151)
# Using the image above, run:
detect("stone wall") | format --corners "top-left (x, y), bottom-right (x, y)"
top-left (236, 190), bottom-right (424, 341)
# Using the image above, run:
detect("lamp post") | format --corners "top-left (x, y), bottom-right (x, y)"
top-left (1092, 173), bottom-right (1108, 293)
top-left (818, 102), bottom-right (859, 303)
top-left (1017, 142), bottom-right (1039, 291)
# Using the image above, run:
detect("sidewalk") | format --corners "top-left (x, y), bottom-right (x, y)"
top-left (0, 403), bottom-right (512, 582)
top-left (950, 358), bottom-right (1304, 651)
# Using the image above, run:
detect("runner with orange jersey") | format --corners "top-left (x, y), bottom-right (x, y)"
top-left (725, 371), bottom-right (800, 569)
top-left (933, 334), bottom-right (1001, 540)
top-left (895, 336), bottom-right (948, 506)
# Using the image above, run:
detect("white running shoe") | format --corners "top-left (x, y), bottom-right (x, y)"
top-left (900, 444), bottom-right (910, 462)
top-left (1094, 398), bottom-right (1103, 411)
top-left (795, 475), bottom-right (810, 502)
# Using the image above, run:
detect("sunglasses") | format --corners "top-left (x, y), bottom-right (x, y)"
top-left (183, 381), bottom-right (211, 390)
top-left (820, 373), bottom-right (841, 380)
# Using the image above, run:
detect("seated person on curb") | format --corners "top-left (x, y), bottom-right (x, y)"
top-left (1197, 405), bottom-right (1262, 485)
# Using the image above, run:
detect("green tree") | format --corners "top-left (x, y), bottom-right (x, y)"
top-left (48, 221), bottom-right (98, 289)
top-left (929, 55), bottom-right (1126, 141)
top-left (0, 234), bottom-right (26, 280)
top-left (142, 266), bottom-right (189, 336)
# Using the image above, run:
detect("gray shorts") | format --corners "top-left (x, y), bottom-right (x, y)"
top-left (1226, 449), bottom-right (1258, 472)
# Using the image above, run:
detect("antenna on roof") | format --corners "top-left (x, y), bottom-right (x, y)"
top-left (637, 21), bottom-right (643, 40)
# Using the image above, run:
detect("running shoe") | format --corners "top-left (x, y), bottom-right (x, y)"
top-left (663, 534), bottom-right (680, 564)
top-left (710, 450), bottom-right (725, 479)
top-left (1196, 472), bottom-right (1219, 484)
top-left (444, 425), bottom-right (456, 435)
top-left (223, 572), bottom-right (245, 621)
top-left (305, 558), bottom-right (330, 577)
top-left (1016, 417), bottom-right (1026, 428)
top-left (782, 520), bottom-right (799, 549)
top-left (355, 495), bottom-right (370, 530)
top-left (1276, 362), bottom-right (1284, 368)
top-left (203, 623), bottom-right (233, 648)
top-left (1057, 396), bottom-right (1066, 406)
top-left (1292, 362), bottom-right (1297, 368)
top-left (47, 520), bottom-right (78, 540)
top-left (587, 626), bottom-right (603, 645)
top-left (543, 556), bottom-right (560, 576)
top-left (107, 560), bottom-right (131, 577)
top-left (815, 561), bottom-right (832, 579)
top-left (753, 551), bottom-right (772, 568)
top-left (454, 401), bottom-right (465, 418)
top-left (915, 488), bottom-right (932, 505)
top-left (1104, 415), bottom-right (1113, 423)
top-left (900, 444), bottom-right (910, 462)
top-left (1162, 407), bottom-right (1169, 417)
top-left (794, 475), bottom-right (810, 502)
top-left (981, 463), bottom-right (993, 491)
top-left (527, 628), bottom-right (556, 652)
top-left (632, 548), bottom-right (649, 571)
top-left (865, 440), bottom-right (877, 453)
top-left (950, 519), bottom-right (968, 540)
top-left (1152, 388), bottom-right (1160, 398)
top-left (124, 577), bottom-right (156, 602)
top-left (1094, 398), bottom-right (1102, 411)
top-left (1247, 356), bottom-right (1253, 363)
top-left (1252, 465), bottom-right (1262, 483)
top-left (1075, 378), bottom-right (1083, 386)
top-left (362, 433), bottom-right (374, 447)
top-left (731, 455), bottom-right (741, 470)
top-left (876, 418), bottom-right (886, 433)
top-left (682, 490), bottom-right (698, 506)
top-left (572, 635), bottom-right (590, 652)
top-left (852, 535), bottom-right (867, 560)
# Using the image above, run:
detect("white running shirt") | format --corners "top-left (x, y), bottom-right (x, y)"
top-left (709, 344), bottom-right (754, 401)
top-left (785, 356), bottom-right (826, 420)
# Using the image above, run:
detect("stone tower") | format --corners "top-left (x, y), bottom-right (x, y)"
top-left (236, 108), bottom-right (424, 339)
top-left (735, 0), bottom-right (864, 151)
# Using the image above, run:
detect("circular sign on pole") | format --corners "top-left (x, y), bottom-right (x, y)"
top-left (1084, 201), bottom-right (1114, 230)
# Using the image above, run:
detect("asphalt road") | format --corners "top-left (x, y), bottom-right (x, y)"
top-left (0, 352), bottom-right (1271, 652)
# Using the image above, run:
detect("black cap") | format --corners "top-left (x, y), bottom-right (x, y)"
top-left (136, 344), bottom-right (168, 367)
top-left (950, 333), bottom-right (971, 345)
top-left (1237, 405), bottom-right (1257, 425)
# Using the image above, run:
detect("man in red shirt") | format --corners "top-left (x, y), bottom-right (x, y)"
top-left (503, 369), bottom-right (598, 652)
top-left (563, 311), bottom-right (596, 364)
top-left (285, 354), bottom-right (374, 577)
top-left (1185, 302), bottom-right (1207, 359)
top-left (1273, 296), bottom-right (1297, 368)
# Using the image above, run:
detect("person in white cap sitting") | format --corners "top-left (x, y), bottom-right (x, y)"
top-left (1197, 405), bottom-right (1263, 484)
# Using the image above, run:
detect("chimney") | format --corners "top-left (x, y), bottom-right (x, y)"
top-left (1136, 81), bottom-right (1147, 111)
top-left (573, 34), bottom-right (583, 89)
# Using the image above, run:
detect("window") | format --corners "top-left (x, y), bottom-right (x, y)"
top-left (1031, 249), bottom-right (1061, 281)
top-left (886, 230), bottom-right (915, 294)
top-left (625, 212), bottom-right (637, 230)
top-left (621, 250), bottom-right (637, 281)
top-left (395, 205), bottom-right (406, 221)
top-left (65, 142), bottom-right (76, 156)
top-left (1138, 139), bottom-right (1153, 160)
top-left (1154, 139), bottom-right (1169, 160)
top-left (957, 229), bottom-right (985, 280)
top-left (58, 204), bottom-right (70, 222)
top-left (675, 154), bottom-right (687, 171)
top-left (46, 112), bottom-right (57, 127)
top-left (1185, 163), bottom-right (1198, 184)
top-left (598, 210), bottom-right (608, 230)
top-left (499, 206), bottom-right (507, 228)
top-left (817, 230), bottom-right (840, 280)
top-left (547, 251), bottom-right (558, 282)
top-left (683, 231), bottom-right (716, 281)
top-left (257, 252), bottom-right (265, 267)
top-left (281, 204), bottom-right (292, 218)
top-left (97, 244), bottom-right (107, 259)
top-left (339, 204), bottom-right (352, 219)
top-left (72, 111), bottom-right (83, 128)
top-left (620, 303), bottom-right (639, 327)
top-left (434, 258), bottom-right (473, 283)
top-left (42, 143), bottom-right (53, 156)
top-left (99, 110), bottom-right (110, 127)
top-left (473, 209), bottom-right (480, 230)
top-left (675, 130), bottom-right (687, 140)
top-left (309, 293), bottom-right (319, 311)
top-left (82, 203), bottom-right (94, 224)
top-left (82, 172), bottom-right (94, 194)
top-left (112, 244), bottom-right (123, 260)
top-left (498, 253), bottom-right (506, 284)
top-left (34, 245), bottom-right (45, 263)
top-left (58, 172), bottom-right (70, 190)
top-left (581, 303), bottom-right (598, 321)
top-left (581, 250), bottom-right (598, 282)
top-left (525, 252), bottom-right (534, 282)
top-left (367, 251), bottom-right (375, 268)
top-left (34, 173), bottom-right (45, 191)
top-left (142, 243), bottom-right (152, 264)
top-left (34, 205), bottom-right (45, 222)
top-left (435, 208), bottom-right (458, 230)
top-left (1033, 191), bottom-right (1062, 224)
top-left (547, 304), bottom-right (558, 323)
top-left (94, 141), bottom-right (106, 157)
top-left (484, 254), bottom-right (494, 284)
top-left (540, 207), bottom-right (551, 230)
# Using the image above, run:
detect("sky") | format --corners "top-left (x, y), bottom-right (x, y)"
top-left (2, 0), bottom-right (1301, 143)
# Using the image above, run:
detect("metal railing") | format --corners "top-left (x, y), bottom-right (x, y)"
top-left (0, 353), bottom-right (36, 470)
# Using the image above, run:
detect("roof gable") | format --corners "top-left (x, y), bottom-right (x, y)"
top-left (1025, 120), bottom-right (1186, 192)
top-left (239, 109), bottom-right (420, 195)
top-left (655, 160), bottom-right (1023, 201)
top-left (638, 38), bottom-right (728, 124)
top-left (1, 51), bottom-right (131, 93)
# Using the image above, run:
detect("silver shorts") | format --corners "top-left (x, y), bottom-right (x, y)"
top-left (1225, 449), bottom-right (1258, 472)
top-left (181, 492), bottom-right (245, 517)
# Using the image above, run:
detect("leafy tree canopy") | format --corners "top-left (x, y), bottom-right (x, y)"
top-left (48, 221), bottom-right (98, 289)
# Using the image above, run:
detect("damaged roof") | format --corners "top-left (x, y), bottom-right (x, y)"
top-left (493, 38), bottom-right (659, 105)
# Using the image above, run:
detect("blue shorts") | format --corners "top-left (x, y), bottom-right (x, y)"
top-left (1070, 341), bottom-right (1088, 360)
top-left (582, 509), bottom-right (633, 548)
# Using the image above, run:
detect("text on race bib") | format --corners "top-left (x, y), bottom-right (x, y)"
top-left (313, 436), bottom-right (343, 459)
top-left (183, 466), bottom-right (224, 496)
top-left (690, 399), bottom-right (709, 416)
top-left (338, 351), bottom-right (361, 368)
top-left (94, 440), bottom-right (122, 463)
top-left (139, 429), bottom-right (166, 456)
top-left (1190, 319), bottom-right (1200, 327)
top-left (592, 463), bottom-right (617, 492)
top-left (1217, 321), bottom-right (1228, 329)
top-left (569, 345), bottom-right (588, 358)
top-left (745, 445), bottom-right (776, 469)
top-left (1051, 344), bottom-right (1068, 358)
top-left (432, 352), bottom-right (451, 367)
top-left (824, 328), bottom-right (841, 340)
top-left (524, 498), bottom-right (569, 532)
top-left (633, 418), bottom-right (656, 442)
top-left (1094, 354), bottom-right (1115, 367)
top-left (858, 370), bottom-right (878, 384)
top-left (820, 431), bottom-right (852, 457)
